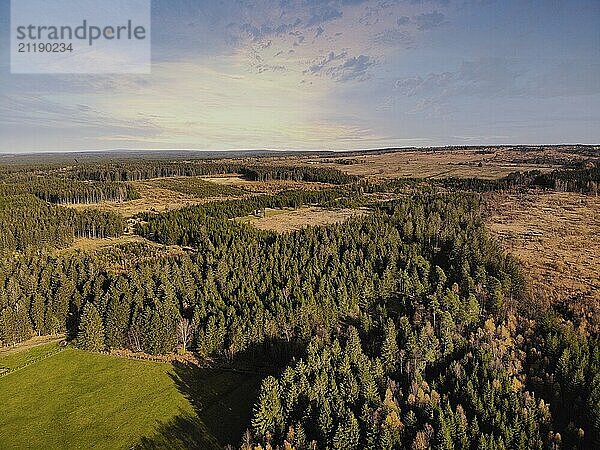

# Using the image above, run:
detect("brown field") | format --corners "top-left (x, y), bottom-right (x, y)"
top-left (202, 175), bottom-right (332, 193)
top-left (57, 235), bottom-right (157, 253)
top-left (311, 149), bottom-right (557, 180)
top-left (487, 191), bottom-right (600, 329)
top-left (68, 176), bottom-right (330, 218)
top-left (239, 207), bottom-right (367, 233)
top-left (259, 146), bottom-right (597, 181)
top-left (67, 184), bottom-right (213, 218)
top-left (67, 178), bottom-right (247, 218)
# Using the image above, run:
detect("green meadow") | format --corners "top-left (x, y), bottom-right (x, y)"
top-left (0, 343), bottom-right (263, 449)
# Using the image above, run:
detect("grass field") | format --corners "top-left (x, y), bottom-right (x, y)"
top-left (487, 192), bottom-right (600, 330)
top-left (202, 175), bottom-right (332, 193)
top-left (310, 149), bottom-right (557, 180)
top-left (0, 339), bottom-right (62, 369)
top-left (0, 343), bottom-right (263, 449)
top-left (238, 206), bottom-right (367, 233)
top-left (139, 177), bottom-right (246, 198)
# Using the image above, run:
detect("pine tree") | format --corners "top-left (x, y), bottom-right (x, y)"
top-left (29, 294), bottom-right (45, 335)
top-left (332, 408), bottom-right (360, 450)
top-left (77, 303), bottom-right (105, 351)
top-left (382, 319), bottom-right (399, 374)
top-left (252, 376), bottom-right (284, 441)
top-left (104, 294), bottom-right (129, 349)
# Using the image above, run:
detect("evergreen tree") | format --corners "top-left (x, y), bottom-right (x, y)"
top-left (382, 318), bottom-right (399, 374)
top-left (77, 303), bottom-right (105, 351)
top-left (252, 376), bottom-right (284, 441)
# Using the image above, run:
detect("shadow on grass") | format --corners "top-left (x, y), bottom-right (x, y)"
top-left (136, 411), bottom-right (221, 450)
top-left (135, 339), bottom-right (301, 448)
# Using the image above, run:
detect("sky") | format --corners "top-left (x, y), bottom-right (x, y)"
top-left (0, 0), bottom-right (599, 153)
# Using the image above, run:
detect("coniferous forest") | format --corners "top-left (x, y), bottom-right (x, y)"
top-left (0, 154), bottom-right (599, 449)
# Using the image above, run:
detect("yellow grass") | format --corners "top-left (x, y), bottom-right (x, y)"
top-left (67, 182), bottom-right (217, 218)
top-left (201, 175), bottom-right (332, 193)
top-left (310, 149), bottom-right (558, 180)
top-left (240, 207), bottom-right (367, 233)
top-left (487, 191), bottom-right (600, 328)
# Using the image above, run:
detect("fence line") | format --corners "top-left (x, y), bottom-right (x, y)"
top-left (0, 345), bottom-right (269, 378)
top-left (96, 350), bottom-right (269, 375)
top-left (96, 350), bottom-right (174, 365)
top-left (0, 346), bottom-right (65, 379)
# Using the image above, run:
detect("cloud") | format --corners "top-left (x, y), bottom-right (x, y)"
top-left (394, 72), bottom-right (454, 95)
top-left (391, 57), bottom-right (600, 119)
top-left (373, 29), bottom-right (413, 46)
top-left (238, 19), bottom-right (302, 41)
top-left (306, 4), bottom-right (343, 27)
top-left (414, 10), bottom-right (446, 30)
top-left (330, 55), bottom-right (376, 81)
top-left (397, 16), bottom-right (411, 26)
top-left (307, 51), bottom-right (348, 74)
top-left (306, 51), bottom-right (375, 82)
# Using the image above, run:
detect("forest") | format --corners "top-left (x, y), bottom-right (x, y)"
top-left (0, 156), bottom-right (598, 449)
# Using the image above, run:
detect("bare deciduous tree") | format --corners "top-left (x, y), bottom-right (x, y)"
top-left (177, 318), bottom-right (192, 353)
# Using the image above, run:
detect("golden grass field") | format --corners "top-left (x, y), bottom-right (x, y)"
top-left (202, 175), bottom-right (332, 193)
top-left (313, 150), bottom-right (553, 180)
top-left (487, 191), bottom-right (600, 328)
top-left (67, 176), bottom-right (330, 218)
top-left (68, 180), bottom-right (235, 218)
top-left (239, 207), bottom-right (367, 233)
top-left (270, 146), bottom-right (595, 180)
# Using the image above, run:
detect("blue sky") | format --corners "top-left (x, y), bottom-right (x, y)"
top-left (1, 0), bottom-right (599, 152)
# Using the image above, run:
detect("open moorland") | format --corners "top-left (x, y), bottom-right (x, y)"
top-left (257, 145), bottom-right (597, 180)
top-left (487, 191), bottom-right (600, 329)
top-left (238, 206), bottom-right (367, 233)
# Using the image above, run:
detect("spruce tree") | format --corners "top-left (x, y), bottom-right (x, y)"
top-left (252, 376), bottom-right (284, 441)
top-left (77, 303), bottom-right (105, 351)
top-left (382, 318), bottom-right (399, 374)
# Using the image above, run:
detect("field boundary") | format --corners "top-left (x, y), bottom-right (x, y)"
top-left (0, 345), bottom-right (65, 379)
top-left (95, 349), bottom-right (270, 376)
top-left (1, 343), bottom-right (271, 378)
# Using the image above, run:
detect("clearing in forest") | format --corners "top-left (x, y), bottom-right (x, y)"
top-left (66, 178), bottom-right (233, 218)
top-left (239, 207), bottom-right (367, 233)
top-left (201, 174), bottom-right (332, 193)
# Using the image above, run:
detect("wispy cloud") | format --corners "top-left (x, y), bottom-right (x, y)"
top-left (2, 0), bottom-right (598, 151)
top-left (414, 11), bottom-right (446, 30)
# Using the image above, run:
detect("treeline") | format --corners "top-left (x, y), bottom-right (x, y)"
top-left (64, 161), bottom-right (356, 185)
top-left (1, 177), bottom-right (139, 204)
top-left (0, 193), bottom-right (124, 251)
top-left (135, 188), bottom-right (348, 245)
top-left (30, 178), bottom-right (140, 204)
top-left (438, 171), bottom-right (542, 193)
top-left (534, 164), bottom-right (599, 195)
top-left (239, 166), bottom-right (358, 184)
top-left (439, 165), bottom-right (599, 195)
top-left (67, 161), bottom-right (246, 182)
